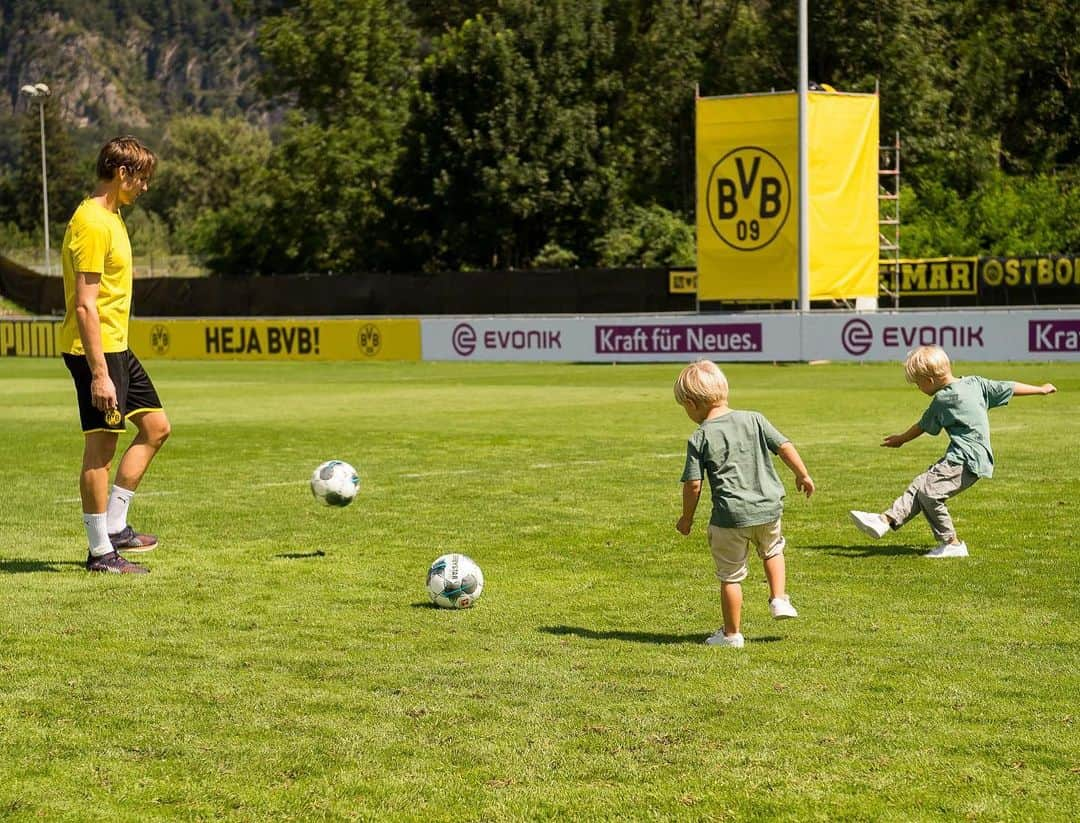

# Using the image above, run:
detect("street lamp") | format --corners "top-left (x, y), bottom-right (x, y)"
top-left (19, 82), bottom-right (52, 276)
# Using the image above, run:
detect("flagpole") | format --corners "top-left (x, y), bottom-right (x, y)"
top-left (797, 0), bottom-right (810, 311)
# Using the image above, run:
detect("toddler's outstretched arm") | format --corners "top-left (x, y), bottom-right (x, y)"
top-left (676, 480), bottom-right (701, 535)
top-left (882, 423), bottom-right (924, 448)
top-left (1012, 381), bottom-right (1057, 396)
top-left (777, 442), bottom-right (814, 497)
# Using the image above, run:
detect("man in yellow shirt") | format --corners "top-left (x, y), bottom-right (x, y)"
top-left (61, 136), bottom-right (171, 574)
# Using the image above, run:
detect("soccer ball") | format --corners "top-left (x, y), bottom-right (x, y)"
top-left (310, 460), bottom-right (359, 507)
top-left (426, 553), bottom-right (484, 609)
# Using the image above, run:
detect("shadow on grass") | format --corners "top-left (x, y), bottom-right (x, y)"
top-left (273, 550), bottom-right (326, 559)
top-left (540, 625), bottom-right (710, 645)
top-left (810, 543), bottom-right (926, 558)
top-left (0, 558), bottom-right (84, 574)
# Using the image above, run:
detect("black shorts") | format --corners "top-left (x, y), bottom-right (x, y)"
top-left (63, 350), bottom-right (163, 433)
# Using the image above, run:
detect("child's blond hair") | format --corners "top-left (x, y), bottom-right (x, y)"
top-left (904, 345), bottom-right (952, 385)
top-left (674, 359), bottom-right (729, 407)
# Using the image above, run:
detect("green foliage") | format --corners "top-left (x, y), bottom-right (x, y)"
top-left (898, 183), bottom-right (976, 257)
top-left (594, 203), bottom-right (696, 268)
top-left (257, 0), bottom-right (415, 124)
top-left (260, 115), bottom-right (409, 272)
top-left (966, 173), bottom-right (1078, 256)
top-left (406, 1), bottom-right (498, 36)
top-left (901, 170), bottom-right (1080, 257)
top-left (0, 221), bottom-right (37, 254)
top-left (945, 0), bottom-right (1080, 176)
top-left (141, 113), bottom-right (272, 265)
top-left (0, 99), bottom-right (89, 247)
top-left (599, 1), bottom-right (702, 211)
top-left (4, 0), bottom-right (1080, 271)
top-left (244, 0), bottom-right (417, 273)
top-left (123, 205), bottom-right (173, 259)
top-left (531, 241), bottom-right (578, 269)
top-left (179, 189), bottom-right (280, 275)
top-left (3, 0), bottom-right (249, 52)
top-left (396, 0), bottom-right (625, 270)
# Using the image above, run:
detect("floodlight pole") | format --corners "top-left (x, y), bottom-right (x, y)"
top-left (797, 0), bottom-right (810, 311)
top-left (20, 83), bottom-right (52, 276)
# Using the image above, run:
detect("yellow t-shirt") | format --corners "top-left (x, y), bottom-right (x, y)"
top-left (59, 199), bottom-right (133, 354)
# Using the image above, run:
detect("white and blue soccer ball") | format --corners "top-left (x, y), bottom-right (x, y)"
top-left (426, 553), bottom-right (484, 609)
top-left (310, 460), bottom-right (360, 507)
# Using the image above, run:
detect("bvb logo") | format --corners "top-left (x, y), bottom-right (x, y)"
top-left (104, 408), bottom-right (122, 427)
top-left (150, 324), bottom-right (170, 355)
top-left (705, 146), bottom-right (791, 251)
top-left (357, 323), bottom-right (382, 357)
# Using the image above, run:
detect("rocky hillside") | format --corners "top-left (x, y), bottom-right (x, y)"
top-left (1, 1), bottom-right (271, 150)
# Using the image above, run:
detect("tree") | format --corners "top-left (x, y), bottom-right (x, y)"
top-left (594, 204), bottom-right (695, 267)
top-left (245, 0), bottom-right (417, 273)
top-left (405, 0), bottom-right (499, 37)
top-left (945, 0), bottom-right (1080, 176)
top-left (903, 170), bottom-right (1080, 257)
top-left (2, 96), bottom-right (88, 250)
top-left (394, 0), bottom-right (625, 270)
top-left (141, 113), bottom-right (272, 255)
top-left (604, 1), bottom-right (702, 213)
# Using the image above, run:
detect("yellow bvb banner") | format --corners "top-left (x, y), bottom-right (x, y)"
top-left (128, 318), bottom-right (421, 361)
top-left (696, 91), bottom-right (879, 301)
top-left (696, 93), bottom-right (797, 300)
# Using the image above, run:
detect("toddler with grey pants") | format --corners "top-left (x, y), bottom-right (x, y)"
top-left (849, 345), bottom-right (1056, 558)
top-left (882, 458), bottom-right (979, 546)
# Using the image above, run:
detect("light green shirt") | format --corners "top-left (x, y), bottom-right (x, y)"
top-left (680, 410), bottom-right (789, 528)
top-left (918, 375), bottom-right (1014, 478)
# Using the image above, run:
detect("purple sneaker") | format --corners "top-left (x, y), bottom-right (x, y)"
top-left (86, 550), bottom-right (149, 574)
top-left (109, 525), bottom-right (158, 553)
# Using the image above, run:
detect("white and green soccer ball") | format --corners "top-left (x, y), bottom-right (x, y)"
top-left (426, 553), bottom-right (484, 609)
top-left (310, 460), bottom-right (359, 507)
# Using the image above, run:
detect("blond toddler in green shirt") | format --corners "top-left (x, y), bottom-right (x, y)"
top-left (850, 345), bottom-right (1056, 557)
top-left (675, 360), bottom-right (814, 648)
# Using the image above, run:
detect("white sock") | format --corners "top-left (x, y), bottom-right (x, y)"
top-left (106, 485), bottom-right (135, 534)
top-left (84, 513), bottom-right (112, 557)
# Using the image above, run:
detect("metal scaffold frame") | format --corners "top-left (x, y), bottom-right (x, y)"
top-left (879, 132), bottom-right (901, 308)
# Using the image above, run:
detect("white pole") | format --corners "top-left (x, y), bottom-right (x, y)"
top-left (38, 100), bottom-right (51, 276)
top-left (797, 0), bottom-right (809, 311)
top-left (694, 82), bottom-right (700, 315)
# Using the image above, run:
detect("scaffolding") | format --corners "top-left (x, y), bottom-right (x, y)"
top-left (879, 132), bottom-right (901, 308)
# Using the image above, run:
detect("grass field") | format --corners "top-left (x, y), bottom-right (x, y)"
top-left (1, 358), bottom-right (1078, 821)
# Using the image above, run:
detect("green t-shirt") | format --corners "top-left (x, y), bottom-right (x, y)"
top-left (680, 410), bottom-right (789, 528)
top-left (918, 375), bottom-right (1014, 478)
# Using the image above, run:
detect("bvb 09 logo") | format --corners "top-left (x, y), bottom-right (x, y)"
top-left (706, 146), bottom-right (791, 251)
top-left (150, 324), bottom-right (170, 355)
top-left (357, 323), bottom-right (382, 357)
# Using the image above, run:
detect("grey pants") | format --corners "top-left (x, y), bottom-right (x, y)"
top-left (885, 459), bottom-right (979, 544)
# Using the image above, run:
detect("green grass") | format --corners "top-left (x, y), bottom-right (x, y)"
top-left (1, 359), bottom-right (1078, 821)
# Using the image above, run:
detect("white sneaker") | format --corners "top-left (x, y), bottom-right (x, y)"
top-left (925, 541), bottom-right (969, 558)
top-left (849, 510), bottom-right (890, 539)
top-left (704, 630), bottom-right (745, 648)
top-left (769, 595), bottom-right (798, 619)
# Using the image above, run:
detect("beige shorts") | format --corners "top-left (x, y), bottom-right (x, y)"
top-left (707, 519), bottom-right (785, 583)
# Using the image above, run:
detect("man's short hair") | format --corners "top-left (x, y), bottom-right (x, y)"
top-left (674, 359), bottom-right (729, 407)
top-left (96, 136), bottom-right (156, 182)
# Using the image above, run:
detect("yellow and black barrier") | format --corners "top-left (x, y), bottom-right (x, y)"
top-left (129, 318), bottom-right (421, 361)
top-left (670, 255), bottom-right (1080, 300)
top-left (0, 317), bottom-right (422, 360)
